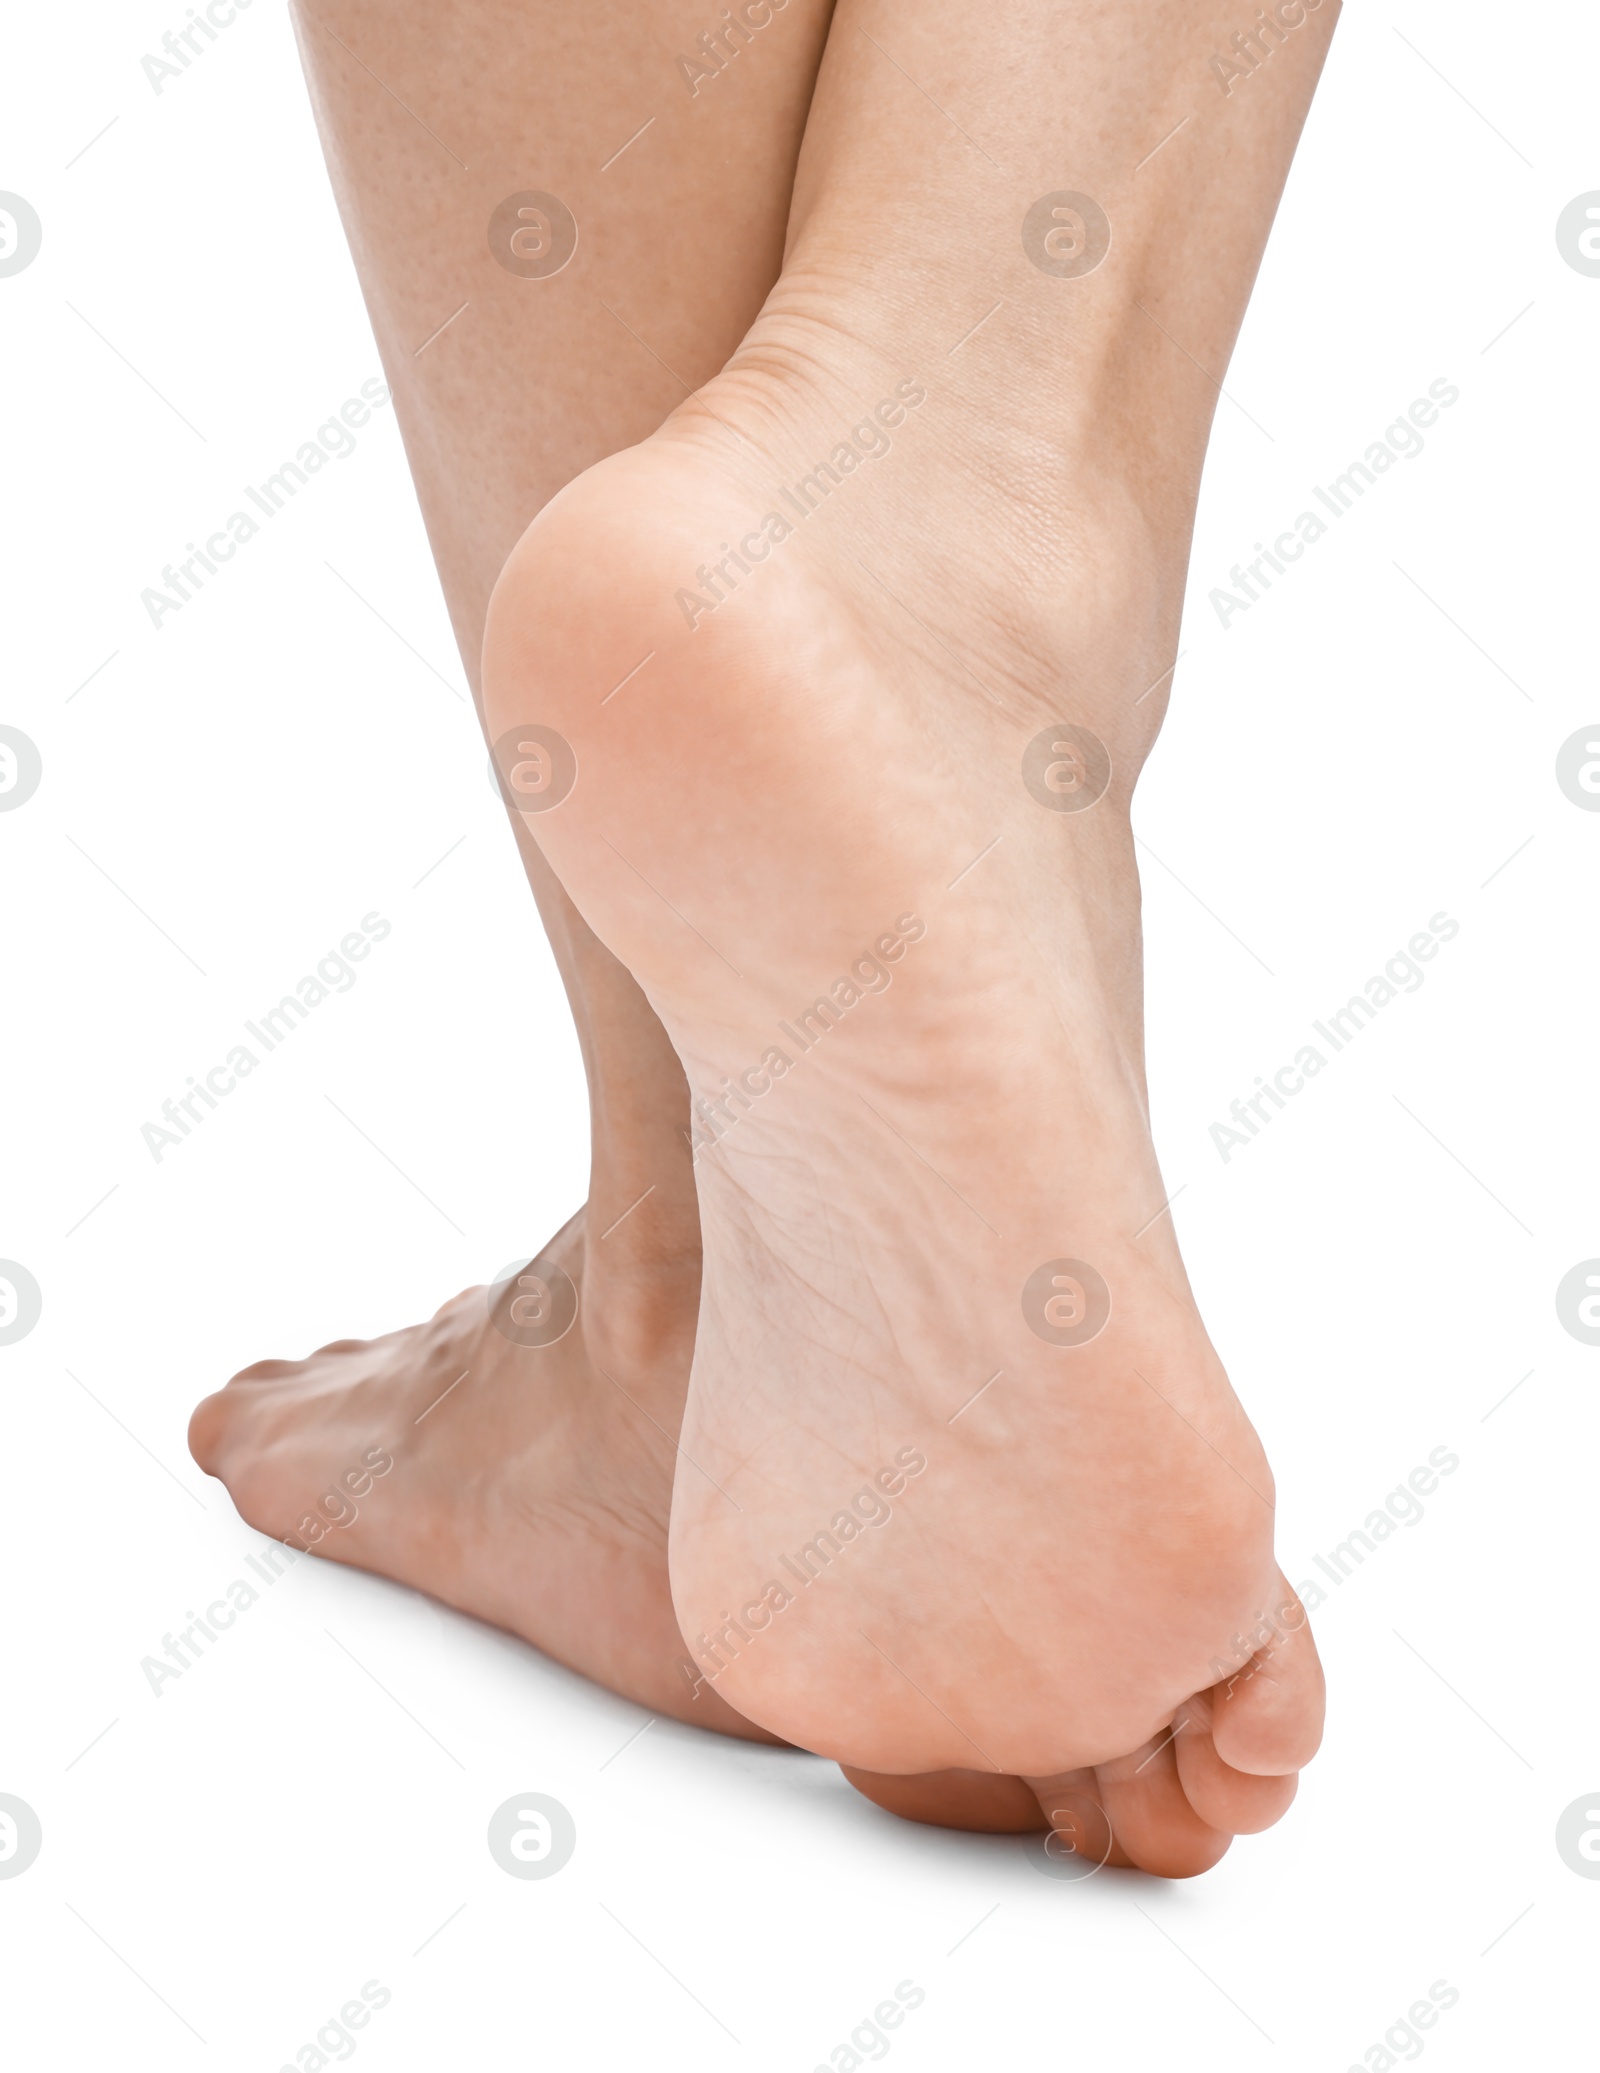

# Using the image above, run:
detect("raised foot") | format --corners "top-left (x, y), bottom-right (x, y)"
top-left (481, 356), bottom-right (1325, 1867)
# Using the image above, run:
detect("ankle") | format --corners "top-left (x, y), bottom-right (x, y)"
top-left (579, 1177), bottom-right (701, 1391)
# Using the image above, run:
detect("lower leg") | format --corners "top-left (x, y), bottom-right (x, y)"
top-left (191, 0), bottom-right (833, 1729)
top-left (290, 0), bottom-right (837, 1340)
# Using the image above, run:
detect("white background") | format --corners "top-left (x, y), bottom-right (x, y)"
top-left (3, 1), bottom-right (1597, 2066)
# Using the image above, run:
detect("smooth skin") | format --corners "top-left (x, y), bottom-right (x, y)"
top-left (194, 0), bottom-right (1334, 1873)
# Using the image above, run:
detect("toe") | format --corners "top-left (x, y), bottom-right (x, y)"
top-left (222, 1356), bottom-right (303, 1385)
top-left (186, 1388), bottom-right (238, 1475)
top-left (1209, 1575), bottom-right (1325, 1776)
top-left (1024, 1772), bottom-right (1138, 1872)
top-left (840, 1765), bottom-right (1049, 1833)
top-left (1173, 1716), bottom-right (1298, 1833)
top-left (1085, 1740), bottom-right (1233, 1878)
top-left (188, 1351), bottom-right (314, 1472)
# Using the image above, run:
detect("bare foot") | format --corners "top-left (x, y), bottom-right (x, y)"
top-left (188, 1209), bottom-right (773, 1739)
top-left (481, 324), bottom-right (1325, 1864)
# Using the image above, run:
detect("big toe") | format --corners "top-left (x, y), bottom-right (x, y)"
top-left (187, 1385), bottom-right (244, 1476)
top-left (188, 1352), bottom-right (312, 1479)
top-left (1209, 1577), bottom-right (1325, 1776)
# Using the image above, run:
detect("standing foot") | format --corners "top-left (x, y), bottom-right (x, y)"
top-left (188, 1210), bottom-right (774, 1740)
